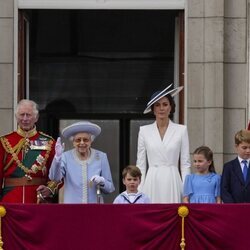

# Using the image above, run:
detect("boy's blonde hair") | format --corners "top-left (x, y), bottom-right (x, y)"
top-left (122, 165), bottom-right (142, 179)
top-left (235, 129), bottom-right (250, 145)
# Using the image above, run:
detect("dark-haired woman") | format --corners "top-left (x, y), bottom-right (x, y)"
top-left (136, 85), bottom-right (191, 203)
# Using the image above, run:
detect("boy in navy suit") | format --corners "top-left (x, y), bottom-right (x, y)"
top-left (221, 129), bottom-right (250, 203)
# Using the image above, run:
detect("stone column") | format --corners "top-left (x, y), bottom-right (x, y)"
top-left (0, 0), bottom-right (14, 135)
top-left (187, 0), bottom-right (225, 172)
top-left (223, 0), bottom-right (247, 163)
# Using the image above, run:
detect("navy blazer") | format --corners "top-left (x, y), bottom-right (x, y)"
top-left (221, 158), bottom-right (250, 203)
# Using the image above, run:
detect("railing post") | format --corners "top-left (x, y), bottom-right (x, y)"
top-left (178, 205), bottom-right (189, 250)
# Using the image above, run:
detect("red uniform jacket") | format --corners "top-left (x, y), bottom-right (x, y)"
top-left (0, 127), bottom-right (55, 203)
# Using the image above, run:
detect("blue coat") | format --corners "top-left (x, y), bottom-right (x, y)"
top-left (49, 148), bottom-right (115, 203)
top-left (221, 158), bottom-right (250, 203)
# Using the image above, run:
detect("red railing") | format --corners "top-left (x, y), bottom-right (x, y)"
top-left (0, 203), bottom-right (249, 250)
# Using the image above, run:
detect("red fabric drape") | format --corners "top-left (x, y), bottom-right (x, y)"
top-left (1, 203), bottom-right (250, 250)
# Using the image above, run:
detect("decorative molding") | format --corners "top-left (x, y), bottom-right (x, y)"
top-left (18, 0), bottom-right (185, 9)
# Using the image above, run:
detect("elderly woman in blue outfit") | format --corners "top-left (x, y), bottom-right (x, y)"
top-left (49, 121), bottom-right (115, 203)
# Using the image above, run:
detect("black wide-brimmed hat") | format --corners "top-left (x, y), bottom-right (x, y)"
top-left (143, 84), bottom-right (183, 114)
top-left (62, 121), bottom-right (101, 139)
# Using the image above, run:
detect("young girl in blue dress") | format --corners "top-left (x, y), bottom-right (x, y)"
top-left (183, 146), bottom-right (221, 203)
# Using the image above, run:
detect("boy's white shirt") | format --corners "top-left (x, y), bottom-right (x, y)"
top-left (124, 191), bottom-right (141, 203)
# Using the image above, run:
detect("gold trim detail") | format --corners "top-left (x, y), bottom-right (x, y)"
top-left (1, 137), bottom-right (53, 179)
top-left (178, 205), bottom-right (189, 250)
top-left (0, 206), bottom-right (6, 250)
top-left (39, 131), bottom-right (54, 140)
top-left (47, 180), bottom-right (61, 195)
top-left (0, 137), bottom-right (24, 171)
top-left (17, 126), bottom-right (37, 138)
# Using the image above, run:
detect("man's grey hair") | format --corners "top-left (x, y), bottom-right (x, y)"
top-left (16, 99), bottom-right (39, 117)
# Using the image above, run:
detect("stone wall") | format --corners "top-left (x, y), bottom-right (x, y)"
top-left (0, 0), bottom-right (14, 135)
top-left (0, 0), bottom-right (249, 174)
top-left (186, 0), bottom-right (248, 173)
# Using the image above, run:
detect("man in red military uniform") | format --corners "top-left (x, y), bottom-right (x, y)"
top-left (0, 99), bottom-right (57, 203)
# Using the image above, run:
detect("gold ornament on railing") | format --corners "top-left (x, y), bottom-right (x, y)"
top-left (0, 206), bottom-right (6, 250)
top-left (178, 205), bottom-right (189, 250)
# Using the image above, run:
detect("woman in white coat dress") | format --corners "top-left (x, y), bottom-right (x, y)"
top-left (136, 84), bottom-right (191, 203)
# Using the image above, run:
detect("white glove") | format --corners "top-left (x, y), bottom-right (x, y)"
top-left (55, 137), bottom-right (65, 159)
top-left (91, 175), bottom-right (105, 185)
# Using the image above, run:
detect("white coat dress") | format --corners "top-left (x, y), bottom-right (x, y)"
top-left (136, 120), bottom-right (191, 203)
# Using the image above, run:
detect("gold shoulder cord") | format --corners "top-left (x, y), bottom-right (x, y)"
top-left (0, 137), bottom-right (25, 171)
top-left (1, 137), bottom-right (53, 177)
top-left (39, 131), bottom-right (54, 140)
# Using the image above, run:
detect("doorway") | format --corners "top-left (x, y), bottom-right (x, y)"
top-left (18, 9), bottom-right (184, 200)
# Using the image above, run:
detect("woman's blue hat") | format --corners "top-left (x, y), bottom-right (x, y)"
top-left (62, 121), bottom-right (101, 139)
top-left (143, 84), bottom-right (183, 114)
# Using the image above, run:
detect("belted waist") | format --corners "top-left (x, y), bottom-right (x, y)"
top-left (3, 177), bottom-right (47, 187)
top-left (151, 164), bottom-right (172, 168)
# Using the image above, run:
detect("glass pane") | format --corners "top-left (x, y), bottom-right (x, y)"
top-left (129, 119), bottom-right (154, 165)
top-left (29, 9), bottom-right (177, 114)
